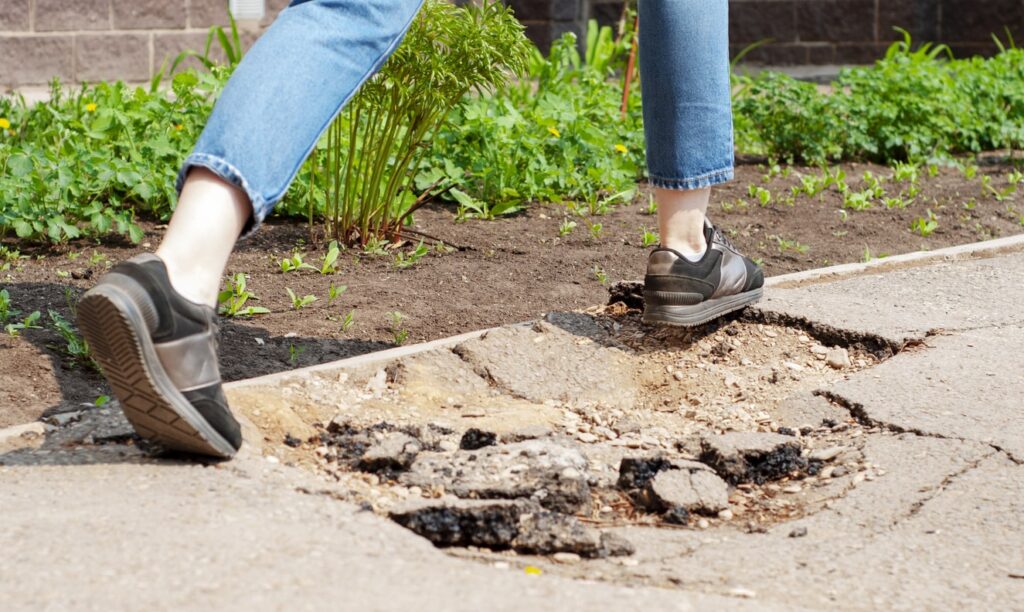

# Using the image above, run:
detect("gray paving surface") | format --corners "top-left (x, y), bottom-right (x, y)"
top-left (2, 250), bottom-right (1023, 610)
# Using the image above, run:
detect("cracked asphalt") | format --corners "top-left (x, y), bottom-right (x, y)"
top-left (1, 251), bottom-right (1023, 610)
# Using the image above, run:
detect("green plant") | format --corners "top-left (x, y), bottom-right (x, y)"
top-left (0, 289), bottom-right (14, 324)
top-left (772, 235), bottom-right (810, 255)
top-left (910, 209), bottom-right (939, 236)
top-left (327, 282), bottom-right (347, 305)
top-left (329, 308), bottom-right (356, 333)
top-left (89, 250), bottom-right (110, 268)
top-left (592, 264), bottom-right (608, 285)
top-left (644, 194), bottom-right (657, 215)
top-left (94, 394), bottom-right (110, 407)
top-left (394, 240), bottom-right (429, 269)
top-left (558, 218), bottom-right (577, 237)
top-left (286, 287), bottom-right (317, 310)
top-left (843, 189), bottom-right (875, 211)
top-left (318, 240), bottom-right (341, 274)
top-left (748, 185), bottom-right (772, 206)
top-left (387, 311), bottom-right (409, 345)
top-left (307, 0), bottom-right (530, 246)
top-left (5, 309), bottom-right (41, 336)
top-left (217, 273), bottom-right (269, 317)
top-left (48, 310), bottom-right (97, 370)
top-left (640, 227), bottom-right (658, 247)
top-left (279, 251), bottom-right (316, 273)
top-left (587, 220), bottom-right (603, 239)
top-left (982, 174), bottom-right (1017, 201)
top-left (288, 343), bottom-right (305, 367)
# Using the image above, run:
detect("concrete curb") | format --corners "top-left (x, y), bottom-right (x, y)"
top-left (225, 323), bottom-right (530, 391)
top-left (766, 233), bottom-right (1024, 289)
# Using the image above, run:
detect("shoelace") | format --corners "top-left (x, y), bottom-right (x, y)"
top-left (712, 226), bottom-right (738, 252)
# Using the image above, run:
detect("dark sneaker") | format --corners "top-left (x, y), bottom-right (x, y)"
top-left (642, 220), bottom-right (764, 327)
top-left (77, 254), bottom-right (241, 458)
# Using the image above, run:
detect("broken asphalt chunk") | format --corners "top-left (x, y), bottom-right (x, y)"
top-left (699, 432), bottom-right (806, 484)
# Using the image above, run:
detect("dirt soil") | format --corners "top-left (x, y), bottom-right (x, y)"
top-left (1, 160), bottom-right (1021, 426)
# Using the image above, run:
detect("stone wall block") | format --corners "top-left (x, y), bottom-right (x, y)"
top-left (112, 0), bottom-right (187, 30)
top-left (0, 35), bottom-right (74, 87)
top-left (189, 0), bottom-right (231, 28)
top-left (75, 33), bottom-right (151, 83)
top-left (0, 0), bottom-right (32, 31)
top-left (730, 0), bottom-right (796, 43)
top-left (796, 0), bottom-right (875, 42)
top-left (939, 0), bottom-right (1024, 43)
top-left (36, 0), bottom-right (110, 32)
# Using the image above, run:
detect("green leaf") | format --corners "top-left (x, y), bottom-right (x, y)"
top-left (7, 154), bottom-right (34, 177)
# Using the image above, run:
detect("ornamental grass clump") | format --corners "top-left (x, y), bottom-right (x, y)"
top-left (310, 0), bottom-right (530, 245)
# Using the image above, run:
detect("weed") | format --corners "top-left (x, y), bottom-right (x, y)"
top-left (0, 289), bottom-right (14, 324)
top-left (288, 343), bottom-right (305, 367)
top-left (772, 235), bottom-right (810, 255)
top-left (5, 309), bottom-right (41, 336)
top-left (394, 240), bottom-right (429, 269)
top-left (962, 164), bottom-right (978, 180)
top-left (927, 163), bottom-right (940, 177)
top-left (558, 219), bottom-right (577, 237)
top-left (362, 236), bottom-right (390, 257)
top-left (891, 161), bottom-right (920, 184)
top-left (48, 310), bottom-right (97, 370)
top-left (910, 209), bottom-right (939, 236)
top-left (748, 184), bottom-right (772, 206)
top-left (982, 174), bottom-right (1017, 201)
top-left (843, 189), bottom-right (874, 211)
top-left (217, 273), bottom-right (269, 317)
top-left (883, 196), bottom-right (911, 209)
top-left (644, 194), bottom-right (657, 215)
top-left (327, 282), bottom-right (347, 305)
top-left (329, 309), bottom-right (356, 333)
top-left (592, 264), bottom-right (608, 285)
top-left (387, 311), bottom-right (409, 345)
top-left (587, 221), bottom-right (603, 239)
top-left (640, 227), bottom-right (658, 248)
top-left (88, 250), bottom-right (110, 268)
top-left (94, 394), bottom-right (110, 407)
top-left (280, 252), bottom-right (316, 273)
top-left (286, 287), bottom-right (317, 310)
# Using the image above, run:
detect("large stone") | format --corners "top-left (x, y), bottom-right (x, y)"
top-left (700, 432), bottom-right (805, 484)
top-left (452, 322), bottom-right (636, 409)
top-left (400, 440), bottom-right (591, 514)
top-left (641, 469), bottom-right (730, 516)
top-left (617, 455), bottom-right (712, 490)
top-left (357, 432), bottom-right (421, 472)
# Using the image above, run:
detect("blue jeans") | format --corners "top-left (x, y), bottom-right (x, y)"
top-left (177, 0), bottom-right (732, 235)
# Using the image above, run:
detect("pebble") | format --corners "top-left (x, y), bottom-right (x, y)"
top-left (729, 587), bottom-right (757, 599)
top-left (782, 484), bottom-right (802, 494)
top-left (826, 347), bottom-right (852, 369)
top-left (809, 446), bottom-right (843, 462)
top-left (831, 466), bottom-right (850, 477)
top-left (577, 432), bottom-right (598, 444)
top-left (853, 472), bottom-right (866, 484)
top-left (810, 345), bottom-right (828, 356)
top-left (438, 440), bottom-right (459, 452)
top-left (552, 552), bottom-right (582, 564)
top-left (673, 371), bottom-right (686, 381)
top-left (789, 526), bottom-right (808, 538)
top-left (740, 358), bottom-right (754, 366)
top-left (697, 518), bottom-right (710, 529)
top-left (266, 455), bottom-right (280, 464)
top-left (783, 361), bottom-right (803, 372)
top-left (718, 509), bottom-right (734, 520)
top-left (819, 466), bottom-right (835, 479)
top-left (762, 329), bottom-right (778, 338)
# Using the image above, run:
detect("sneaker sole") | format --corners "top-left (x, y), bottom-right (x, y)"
top-left (642, 287), bottom-right (764, 328)
top-left (77, 285), bottom-right (237, 459)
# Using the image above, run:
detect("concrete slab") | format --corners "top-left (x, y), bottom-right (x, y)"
top-left (0, 454), bottom-right (762, 611)
top-left (754, 251), bottom-right (1024, 346)
top-left (829, 325), bottom-right (1024, 460)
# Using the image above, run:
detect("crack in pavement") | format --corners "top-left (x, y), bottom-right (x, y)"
top-left (813, 389), bottom-right (1023, 464)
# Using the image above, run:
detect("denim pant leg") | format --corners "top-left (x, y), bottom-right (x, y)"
top-left (638, 0), bottom-right (733, 190)
top-left (176, 0), bottom-right (425, 236)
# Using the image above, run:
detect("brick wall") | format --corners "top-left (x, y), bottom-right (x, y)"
top-left (2, 0), bottom-right (1022, 89)
top-left (517, 0), bottom-right (1024, 64)
top-left (0, 0), bottom-right (290, 90)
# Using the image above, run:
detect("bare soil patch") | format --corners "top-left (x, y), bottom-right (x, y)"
top-left (1, 160), bottom-right (1020, 425)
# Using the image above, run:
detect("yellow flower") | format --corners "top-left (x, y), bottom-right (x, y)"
top-left (547, 126), bottom-right (561, 139)
top-left (85, 103), bottom-right (97, 112)
top-left (174, 124), bottom-right (183, 131)
top-left (615, 143), bottom-right (628, 154)
top-left (0, 118), bottom-right (9, 130)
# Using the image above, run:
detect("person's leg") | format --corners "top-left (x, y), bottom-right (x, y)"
top-left (78, 0), bottom-right (425, 458)
top-left (155, 169), bottom-right (251, 307)
top-left (638, 0), bottom-right (763, 326)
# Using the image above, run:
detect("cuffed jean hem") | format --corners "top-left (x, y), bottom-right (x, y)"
top-left (647, 166), bottom-right (734, 191)
top-left (175, 153), bottom-right (270, 239)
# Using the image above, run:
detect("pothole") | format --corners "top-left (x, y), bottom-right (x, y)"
top-left (228, 305), bottom-right (895, 561)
